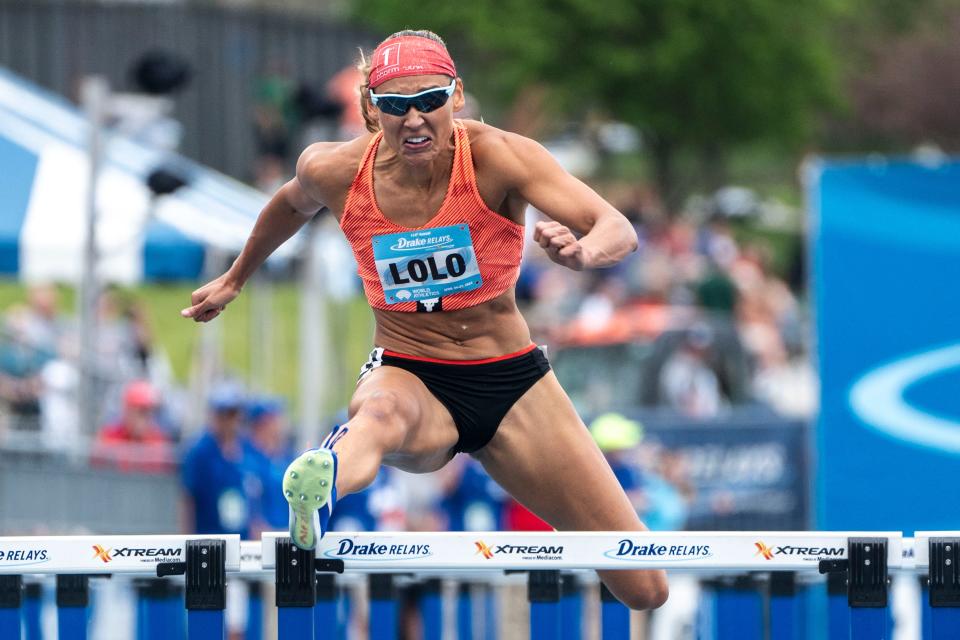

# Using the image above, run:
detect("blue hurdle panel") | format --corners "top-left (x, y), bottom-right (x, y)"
top-left (483, 583), bottom-right (497, 640)
top-left (369, 574), bottom-right (398, 640)
top-left (245, 580), bottom-right (263, 640)
top-left (528, 570), bottom-right (561, 640)
top-left (136, 577), bottom-right (185, 640)
top-left (420, 578), bottom-right (443, 640)
top-left (23, 582), bottom-right (42, 640)
top-left (458, 582), bottom-right (473, 640)
top-left (338, 583), bottom-right (351, 640)
top-left (600, 583), bottom-right (629, 640)
top-left (315, 573), bottom-right (339, 637)
top-left (57, 574), bottom-right (91, 640)
top-left (560, 574), bottom-right (582, 640)
top-left (826, 572), bottom-right (849, 640)
top-left (769, 572), bottom-right (799, 640)
top-left (714, 576), bottom-right (763, 640)
top-left (0, 574), bottom-right (21, 639)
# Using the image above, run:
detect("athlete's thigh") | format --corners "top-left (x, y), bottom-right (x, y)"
top-left (472, 370), bottom-right (639, 531)
top-left (473, 371), bottom-right (668, 609)
top-left (349, 365), bottom-right (459, 472)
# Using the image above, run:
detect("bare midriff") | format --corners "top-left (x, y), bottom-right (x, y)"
top-left (371, 289), bottom-right (533, 360)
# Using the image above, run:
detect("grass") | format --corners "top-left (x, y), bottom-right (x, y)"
top-left (0, 280), bottom-right (375, 416)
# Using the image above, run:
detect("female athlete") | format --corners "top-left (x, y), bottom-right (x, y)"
top-left (182, 29), bottom-right (668, 610)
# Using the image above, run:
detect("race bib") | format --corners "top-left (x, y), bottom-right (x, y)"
top-left (372, 224), bottom-right (482, 304)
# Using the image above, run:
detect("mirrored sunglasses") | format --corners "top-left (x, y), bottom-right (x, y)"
top-left (369, 80), bottom-right (456, 117)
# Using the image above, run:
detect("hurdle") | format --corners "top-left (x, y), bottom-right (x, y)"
top-left (1, 530), bottom-right (959, 639)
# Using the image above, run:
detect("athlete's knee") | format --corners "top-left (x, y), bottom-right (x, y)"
top-left (352, 389), bottom-right (419, 439)
top-left (615, 570), bottom-right (669, 611)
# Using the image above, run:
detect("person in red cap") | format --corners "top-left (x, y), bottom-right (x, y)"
top-left (182, 29), bottom-right (667, 610)
top-left (91, 380), bottom-right (174, 473)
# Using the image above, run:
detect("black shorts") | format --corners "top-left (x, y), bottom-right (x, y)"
top-left (358, 344), bottom-right (551, 453)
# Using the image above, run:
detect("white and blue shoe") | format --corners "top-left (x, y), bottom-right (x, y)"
top-left (283, 446), bottom-right (338, 550)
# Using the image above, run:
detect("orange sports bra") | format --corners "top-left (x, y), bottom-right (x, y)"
top-left (340, 122), bottom-right (524, 313)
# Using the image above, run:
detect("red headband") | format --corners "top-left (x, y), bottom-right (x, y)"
top-left (368, 36), bottom-right (457, 89)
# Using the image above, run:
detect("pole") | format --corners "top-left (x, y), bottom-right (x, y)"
top-left (78, 75), bottom-right (109, 437)
top-left (298, 215), bottom-right (329, 448)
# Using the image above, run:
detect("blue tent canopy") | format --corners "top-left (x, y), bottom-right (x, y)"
top-left (0, 67), bottom-right (294, 283)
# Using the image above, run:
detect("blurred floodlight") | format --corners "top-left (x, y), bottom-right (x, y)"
top-left (129, 50), bottom-right (192, 95)
top-left (713, 186), bottom-right (760, 219)
top-left (597, 122), bottom-right (641, 154)
top-left (912, 143), bottom-right (948, 169)
top-left (146, 167), bottom-right (189, 196)
top-left (544, 136), bottom-right (598, 178)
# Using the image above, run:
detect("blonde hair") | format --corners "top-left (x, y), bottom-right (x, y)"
top-left (357, 29), bottom-right (450, 133)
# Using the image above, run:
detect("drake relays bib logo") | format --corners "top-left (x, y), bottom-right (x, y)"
top-left (373, 224), bottom-right (482, 304)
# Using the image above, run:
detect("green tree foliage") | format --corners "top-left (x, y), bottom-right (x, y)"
top-left (352, 0), bottom-right (844, 204)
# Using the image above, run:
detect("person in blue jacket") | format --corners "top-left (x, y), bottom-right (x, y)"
top-left (181, 383), bottom-right (258, 539)
top-left (245, 397), bottom-right (297, 535)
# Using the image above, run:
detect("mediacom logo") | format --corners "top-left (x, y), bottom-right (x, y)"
top-left (473, 540), bottom-right (563, 561)
top-left (604, 539), bottom-right (712, 561)
top-left (754, 541), bottom-right (845, 561)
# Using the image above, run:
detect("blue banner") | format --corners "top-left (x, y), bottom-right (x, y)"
top-left (638, 415), bottom-right (809, 531)
top-left (810, 157), bottom-right (960, 532)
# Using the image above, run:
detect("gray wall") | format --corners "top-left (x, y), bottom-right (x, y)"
top-left (0, 0), bottom-right (373, 180)
top-left (0, 449), bottom-right (180, 534)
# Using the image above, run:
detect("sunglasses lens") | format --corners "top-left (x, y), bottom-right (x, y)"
top-left (414, 90), bottom-right (451, 113)
top-left (376, 97), bottom-right (410, 117)
top-left (373, 86), bottom-right (452, 116)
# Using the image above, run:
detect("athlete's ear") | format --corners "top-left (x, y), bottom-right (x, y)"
top-left (452, 78), bottom-right (466, 113)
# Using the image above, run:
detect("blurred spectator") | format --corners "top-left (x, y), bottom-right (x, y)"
top-left (252, 63), bottom-right (296, 192)
top-left (503, 499), bottom-right (552, 532)
top-left (696, 265), bottom-right (738, 315)
top-left (637, 446), bottom-right (692, 532)
top-left (0, 306), bottom-right (48, 431)
top-left (326, 65), bottom-right (365, 140)
top-left (23, 284), bottom-right (64, 358)
top-left (590, 412), bottom-right (645, 510)
top-left (244, 397), bottom-right (295, 536)
top-left (121, 298), bottom-right (154, 375)
top-left (575, 277), bottom-right (628, 333)
top-left (436, 457), bottom-right (505, 532)
top-left (97, 290), bottom-right (154, 377)
top-left (329, 468), bottom-right (407, 532)
top-left (91, 380), bottom-right (174, 473)
top-left (697, 214), bottom-right (739, 270)
top-left (181, 383), bottom-right (257, 539)
top-left (658, 323), bottom-right (726, 418)
top-left (590, 413), bottom-right (693, 532)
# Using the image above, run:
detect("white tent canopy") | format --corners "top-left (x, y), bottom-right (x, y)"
top-left (0, 66), bottom-right (298, 283)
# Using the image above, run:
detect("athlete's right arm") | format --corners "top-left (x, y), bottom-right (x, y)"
top-left (180, 144), bottom-right (330, 322)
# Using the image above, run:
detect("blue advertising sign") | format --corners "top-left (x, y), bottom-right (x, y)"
top-left (809, 157), bottom-right (960, 532)
top-left (639, 416), bottom-right (810, 531)
top-left (372, 224), bottom-right (482, 305)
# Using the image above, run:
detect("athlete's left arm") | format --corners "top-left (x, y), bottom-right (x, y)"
top-left (500, 133), bottom-right (638, 270)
